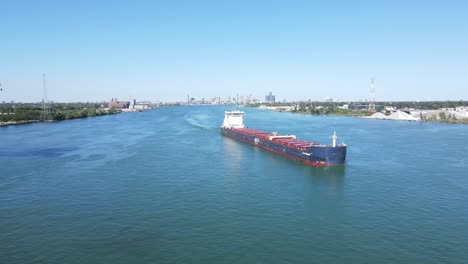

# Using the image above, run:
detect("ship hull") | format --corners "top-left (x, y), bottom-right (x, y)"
top-left (221, 127), bottom-right (346, 166)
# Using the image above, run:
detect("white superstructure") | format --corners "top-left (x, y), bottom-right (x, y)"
top-left (221, 110), bottom-right (245, 129)
top-left (331, 131), bottom-right (338, 147)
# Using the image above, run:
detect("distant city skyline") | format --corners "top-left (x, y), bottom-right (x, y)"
top-left (1, 0), bottom-right (467, 102)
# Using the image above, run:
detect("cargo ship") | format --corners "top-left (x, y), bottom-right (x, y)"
top-left (220, 110), bottom-right (347, 166)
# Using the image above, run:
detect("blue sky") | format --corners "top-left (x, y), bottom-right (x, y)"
top-left (1, 0), bottom-right (467, 102)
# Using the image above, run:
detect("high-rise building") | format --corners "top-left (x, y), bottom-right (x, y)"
top-left (265, 92), bottom-right (275, 102)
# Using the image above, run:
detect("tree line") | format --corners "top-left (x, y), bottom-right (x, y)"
top-left (248, 100), bottom-right (467, 110)
top-left (0, 103), bottom-right (117, 123)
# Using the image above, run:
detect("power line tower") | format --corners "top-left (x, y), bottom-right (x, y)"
top-left (368, 77), bottom-right (376, 112)
top-left (41, 74), bottom-right (51, 121)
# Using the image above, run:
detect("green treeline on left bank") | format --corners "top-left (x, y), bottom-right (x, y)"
top-left (0, 103), bottom-right (118, 123)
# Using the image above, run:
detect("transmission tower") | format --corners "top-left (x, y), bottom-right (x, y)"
top-left (41, 74), bottom-right (51, 121)
top-left (368, 78), bottom-right (376, 112)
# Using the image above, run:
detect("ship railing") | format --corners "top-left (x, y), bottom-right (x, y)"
top-left (269, 135), bottom-right (297, 140)
top-left (311, 143), bottom-right (346, 148)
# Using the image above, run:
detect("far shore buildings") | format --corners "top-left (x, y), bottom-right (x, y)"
top-left (108, 98), bottom-right (130, 109)
top-left (265, 92), bottom-right (276, 103)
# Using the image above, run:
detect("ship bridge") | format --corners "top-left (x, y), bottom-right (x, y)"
top-left (221, 111), bottom-right (245, 129)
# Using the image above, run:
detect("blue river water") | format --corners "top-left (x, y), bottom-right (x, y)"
top-left (1, 105), bottom-right (467, 263)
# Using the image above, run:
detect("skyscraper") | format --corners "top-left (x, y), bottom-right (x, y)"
top-left (265, 92), bottom-right (275, 102)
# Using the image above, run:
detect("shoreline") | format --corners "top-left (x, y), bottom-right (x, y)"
top-left (255, 107), bottom-right (468, 125)
top-left (0, 112), bottom-right (121, 127)
top-left (0, 106), bottom-right (166, 127)
top-left (0, 120), bottom-right (40, 127)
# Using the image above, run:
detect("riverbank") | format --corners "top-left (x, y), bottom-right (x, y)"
top-left (253, 105), bottom-right (468, 124)
top-left (0, 120), bottom-right (39, 126)
top-left (0, 103), bottom-right (121, 127)
top-left (0, 114), bottom-right (115, 127)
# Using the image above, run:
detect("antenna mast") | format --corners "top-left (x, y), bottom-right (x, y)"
top-left (42, 74), bottom-right (50, 121)
top-left (368, 78), bottom-right (376, 112)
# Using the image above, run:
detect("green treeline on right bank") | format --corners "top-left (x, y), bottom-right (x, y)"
top-left (248, 100), bottom-right (468, 124)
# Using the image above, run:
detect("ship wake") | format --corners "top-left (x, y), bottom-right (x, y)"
top-left (184, 113), bottom-right (217, 131)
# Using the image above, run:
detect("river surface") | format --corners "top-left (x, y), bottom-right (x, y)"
top-left (1, 105), bottom-right (467, 263)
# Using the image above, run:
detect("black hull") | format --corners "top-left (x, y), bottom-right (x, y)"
top-left (221, 128), bottom-right (346, 166)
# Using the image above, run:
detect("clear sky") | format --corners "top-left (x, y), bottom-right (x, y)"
top-left (1, 0), bottom-right (467, 102)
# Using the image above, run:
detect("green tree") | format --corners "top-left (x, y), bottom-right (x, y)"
top-left (88, 107), bottom-right (97, 117)
top-left (439, 112), bottom-right (446, 120)
top-left (52, 111), bottom-right (66, 121)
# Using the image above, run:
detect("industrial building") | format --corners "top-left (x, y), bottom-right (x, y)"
top-left (108, 98), bottom-right (130, 109)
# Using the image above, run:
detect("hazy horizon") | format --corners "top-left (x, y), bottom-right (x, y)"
top-left (1, 1), bottom-right (467, 102)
